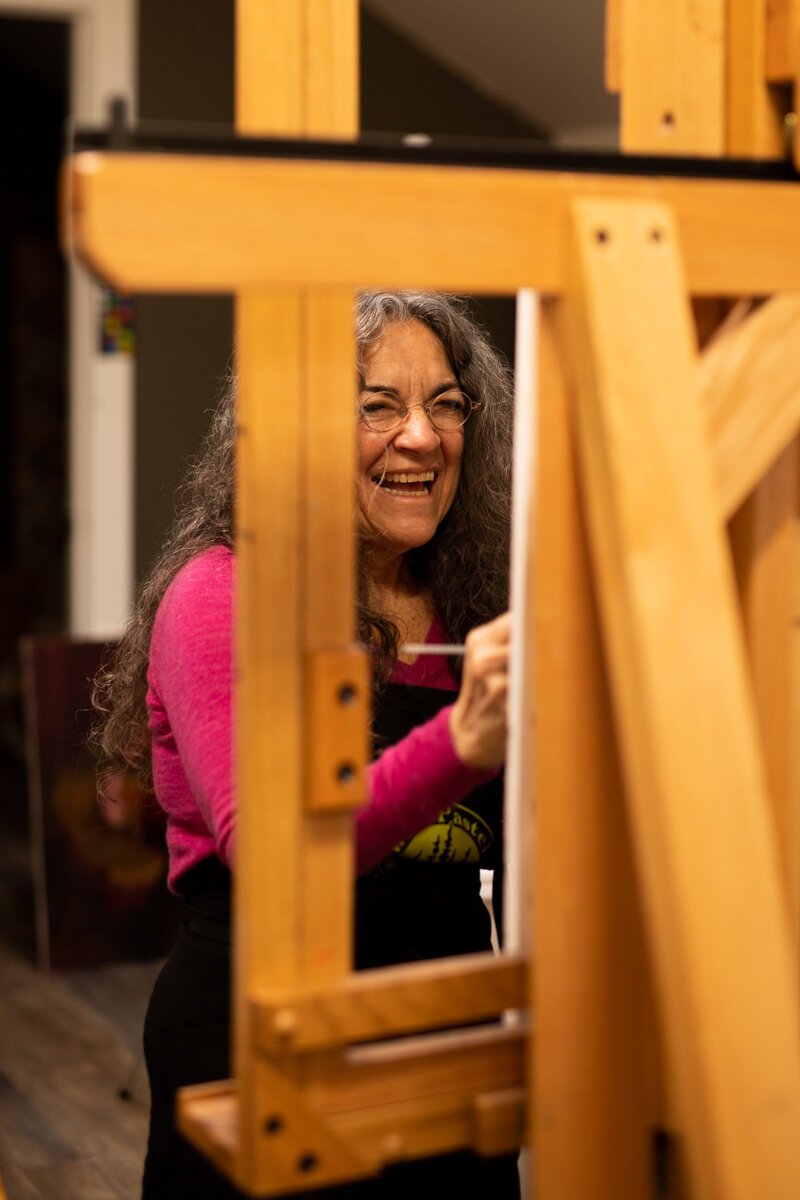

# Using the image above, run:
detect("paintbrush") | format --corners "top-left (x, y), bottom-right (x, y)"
top-left (399, 643), bottom-right (466, 656)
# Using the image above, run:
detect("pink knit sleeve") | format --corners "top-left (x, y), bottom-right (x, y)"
top-left (150, 548), bottom-right (236, 866)
top-left (356, 707), bottom-right (497, 874)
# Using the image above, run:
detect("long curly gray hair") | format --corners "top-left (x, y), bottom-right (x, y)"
top-left (92, 291), bottom-right (513, 787)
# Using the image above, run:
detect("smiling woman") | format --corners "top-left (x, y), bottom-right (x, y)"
top-left (358, 320), bottom-right (466, 570)
top-left (91, 290), bottom-right (518, 1199)
top-left (355, 292), bottom-right (513, 681)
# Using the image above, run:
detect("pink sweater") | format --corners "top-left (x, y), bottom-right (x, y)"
top-left (146, 546), bottom-right (494, 889)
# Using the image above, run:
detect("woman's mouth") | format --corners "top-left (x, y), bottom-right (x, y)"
top-left (371, 470), bottom-right (436, 496)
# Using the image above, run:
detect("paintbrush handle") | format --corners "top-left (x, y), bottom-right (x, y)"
top-left (399, 643), bottom-right (466, 656)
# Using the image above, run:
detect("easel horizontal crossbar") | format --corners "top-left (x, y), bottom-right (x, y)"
top-left (67, 152), bottom-right (800, 295)
top-left (179, 1027), bottom-right (526, 1190)
top-left (252, 953), bottom-right (527, 1051)
top-left (177, 1081), bottom-right (239, 1180)
top-left (307, 1025), bottom-right (526, 1116)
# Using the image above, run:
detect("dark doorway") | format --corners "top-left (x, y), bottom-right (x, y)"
top-left (0, 16), bottom-right (70, 953)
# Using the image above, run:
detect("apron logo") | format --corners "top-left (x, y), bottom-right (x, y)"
top-left (395, 803), bottom-right (494, 864)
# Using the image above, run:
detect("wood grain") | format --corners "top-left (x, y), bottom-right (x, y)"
top-left (619, 0), bottom-right (725, 154)
top-left (730, 441), bottom-right (800, 944)
top-left (66, 152), bottom-right (800, 297)
top-left (727, 0), bottom-right (786, 155)
top-left (532, 299), bottom-right (656, 1199)
top-left (700, 293), bottom-right (800, 520)
top-left (226, 5), bottom-right (364, 1193)
top-left (566, 196), bottom-right (800, 1200)
top-left (252, 954), bottom-right (526, 1052)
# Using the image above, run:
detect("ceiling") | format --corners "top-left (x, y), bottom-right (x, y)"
top-left (364, 0), bottom-right (619, 144)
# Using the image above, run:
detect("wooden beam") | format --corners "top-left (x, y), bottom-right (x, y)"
top-left (533, 298), bottom-right (656, 1199)
top-left (180, 1026), bottom-right (526, 1194)
top-left (605, 0), bottom-right (622, 94)
top-left (225, 4), bottom-right (362, 1193)
top-left (235, 0), bottom-right (358, 137)
top-left (566, 196), bottom-right (800, 1200)
top-left (727, 0), bottom-right (786, 156)
top-left (252, 954), bottom-right (526, 1053)
top-left (619, 0), bottom-right (726, 154)
top-left (730, 443), bottom-right (800, 944)
top-left (766, 0), bottom-right (794, 81)
top-left (66, 152), bottom-right (800, 296)
top-left (699, 293), bottom-right (800, 520)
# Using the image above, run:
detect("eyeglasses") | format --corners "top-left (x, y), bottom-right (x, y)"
top-left (358, 390), bottom-right (482, 433)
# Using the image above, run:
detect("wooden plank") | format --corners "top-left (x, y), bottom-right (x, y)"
top-left (236, 0), bottom-right (358, 138)
top-left (252, 954), bottom-right (526, 1053)
top-left (305, 0), bottom-right (359, 136)
top-left (766, 0), bottom-right (793, 80)
top-left (532, 299), bottom-right (656, 1199)
top-left (178, 1083), bottom-right (239, 1181)
top-left (304, 1025), bottom-right (525, 1114)
top-left (234, 289), bottom-right (306, 1182)
top-left (727, 0), bottom-right (786, 156)
top-left (699, 292), bottom-right (800, 520)
top-left (298, 291), bottom-right (358, 987)
top-left (181, 1029), bottom-right (526, 1185)
top-left (619, 0), bottom-right (725, 154)
top-left (729, 442), bottom-right (800, 943)
top-left (230, 5), bottom-right (364, 1193)
top-left (566, 195), bottom-right (800, 1200)
top-left (605, 0), bottom-right (621, 93)
top-left (65, 153), bottom-right (800, 297)
top-left (236, 0), bottom-right (304, 135)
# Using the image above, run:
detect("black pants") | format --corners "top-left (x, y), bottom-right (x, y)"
top-left (142, 868), bottom-right (235, 1198)
top-left (142, 863), bottom-right (519, 1200)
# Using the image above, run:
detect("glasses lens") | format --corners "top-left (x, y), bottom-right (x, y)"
top-left (359, 391), bottom-right (476, 432)
top-left (360, 396), bottom-right (404, 431)
top-left (429, 391), bottom-right (469, 430)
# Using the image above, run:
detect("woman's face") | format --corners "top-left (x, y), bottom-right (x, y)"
top-left (357, 319), bottom-right (464, 561)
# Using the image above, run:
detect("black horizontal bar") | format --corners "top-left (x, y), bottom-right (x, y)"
top-left (70, 109), bottom-right (800, 185)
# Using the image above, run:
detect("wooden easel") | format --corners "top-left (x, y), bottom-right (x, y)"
top-left (62, 1), bottom-right (800, 1197)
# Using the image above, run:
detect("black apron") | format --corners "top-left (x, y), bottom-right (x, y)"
top-left (142, 682), bottom-right (518, 1199)
top-left (357, 682), bottom-right (505, 967)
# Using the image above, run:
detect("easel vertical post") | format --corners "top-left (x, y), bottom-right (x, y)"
top-left (234, 1), bottom-right (360, 1189)
top-left (566, 196), bottom-right (800, 1200)
top-left (532, 298), bottom-right (655, 1199)
top-left (618, 0), bottom-right (726, 154)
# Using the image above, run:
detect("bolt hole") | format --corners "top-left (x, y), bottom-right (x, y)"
top-left (337, 683), bottom-right (357, 706)
top-left (336, 762), bottom-right (356, 785)
top-left (595, 228), bottom-right (610, 244)
top-left (650, 227), bottom-right (664, 243)
top-left (264, 1115), bottom-right (284, 1135)
top-left (298, 1153), bottom-right (319, 1173)
top-left (661, 111), bottom-right (675, 132)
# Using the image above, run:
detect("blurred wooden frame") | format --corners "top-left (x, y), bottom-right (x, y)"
top-left (606, 0), bottom-right (800, 162)
top-left (62, 2), bottom-right (800, 1198)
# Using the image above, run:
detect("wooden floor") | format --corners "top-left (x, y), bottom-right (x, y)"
top-left (0, 945), bottom-right (163, 1200)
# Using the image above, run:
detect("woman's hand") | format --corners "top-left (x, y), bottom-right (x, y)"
top-left (449, 612), bottom-right (511, 770)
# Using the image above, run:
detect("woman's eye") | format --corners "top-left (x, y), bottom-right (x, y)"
top-left (362, 399), bottom-right (393, 415)
top-left (433, 393), bottom-right (466, 413)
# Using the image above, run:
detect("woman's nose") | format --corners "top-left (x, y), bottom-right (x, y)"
top-left (394, 404), bottom-right (439, 447)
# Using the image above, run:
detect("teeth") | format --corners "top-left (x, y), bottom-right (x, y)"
top-left (383, 471), bottom-right (435, 483)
